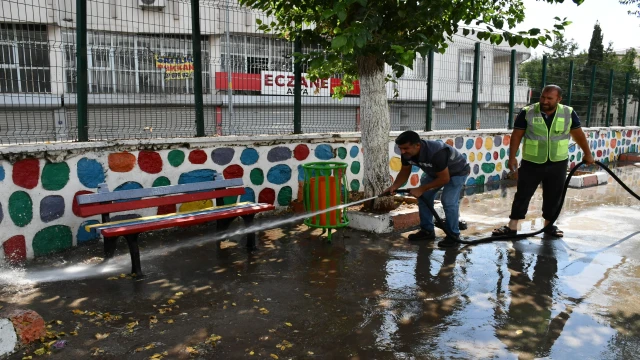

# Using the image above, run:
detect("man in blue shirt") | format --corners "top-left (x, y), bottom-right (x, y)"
top-left (383, 131), bottom-right (470, 248)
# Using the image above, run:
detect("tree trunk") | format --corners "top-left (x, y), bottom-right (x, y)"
top-left (357, 55), bottom-right (394, 211)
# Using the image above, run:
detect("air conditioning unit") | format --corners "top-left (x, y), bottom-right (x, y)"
top-left (139, 0), bottom-right (166, 9)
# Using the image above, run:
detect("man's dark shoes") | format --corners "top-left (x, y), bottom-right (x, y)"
top-left (438, 234), bottom-right (461, 248)
top-left (408, 229), bottom-right (436, 241)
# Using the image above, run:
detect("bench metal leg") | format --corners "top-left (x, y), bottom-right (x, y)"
top-left (125, 234), bottom-right (143, 276)
top-left (104, 237), bottom-right (117, 259)
top-left (242, 214), bottom-right (257, 252)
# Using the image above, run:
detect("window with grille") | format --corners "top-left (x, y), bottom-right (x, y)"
top-left (459, 52), bottom-right (474, 82)
top-left (0, 23), bottom-right (51, 93)
top-left (63, 31), bottom-right (210, 94)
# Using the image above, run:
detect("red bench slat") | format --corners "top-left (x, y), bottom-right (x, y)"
top-left (76, 188), bottom-right (246, 217)
top-left (101, 204), bottom-right (275, 237)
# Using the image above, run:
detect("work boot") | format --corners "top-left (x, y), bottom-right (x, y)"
top-left (437, 234), bottom-right (461, 248)
top-left (407, 229), bottom-right (436, 241)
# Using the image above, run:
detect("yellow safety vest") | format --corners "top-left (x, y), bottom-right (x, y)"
top-left (522, 103), bottom-right (572, 163)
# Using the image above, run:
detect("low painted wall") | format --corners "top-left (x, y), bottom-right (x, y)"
top-left (1, 127), bottom-right (638, 264)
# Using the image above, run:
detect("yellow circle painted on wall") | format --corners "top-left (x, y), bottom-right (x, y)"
top-left (496, 162), bottom-right (502, 172)
top-left (389, 157), bottom-right (403, 172)
top-left (469, 152), bottom-right (475, 162)
top-left (485, 137), bottom-right (493, 150)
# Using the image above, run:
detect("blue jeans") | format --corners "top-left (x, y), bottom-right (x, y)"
top-left (418, 173), bottom-right (467, 236)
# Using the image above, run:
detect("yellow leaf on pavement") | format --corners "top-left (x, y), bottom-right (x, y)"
top-left (259, 308), bottom-right (269, 315)
top-left (34, 348), bottom-right (46, 355)
top-left (95, 333), bottom-right (110, 340)
top-left (270, 354), bottom-right (279, 359)
top-left (285, 322), bottom-right (292, 327)
top-left (167, 299), bottom-right (176, 305)
top-left (144, 343), bottom-right (156, 350)
top-left (186, 347), bottom-right (198, 354)
top-left (56, 320), bottom-right (63, 325)
top-left (70, 331), bottom-right (78, 336)
top-left (249, 350), bottom-right (255, 355)
top-left (166, 319), bottom-right (174, 324)
top-left (72, 309), bottom-right (84, 315)
top-left (175, 292), bottom-right (183, 296)
top-left (127, 321), bottom-right (139, 329)
top-left (107, 277), bottom-right (118, 280)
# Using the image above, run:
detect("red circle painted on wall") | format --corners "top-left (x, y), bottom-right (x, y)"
top-left (109, 152), bottom-right (136, 172)
top-left (258, 188), bottom-right (276, 204)
top-left (188, 150), bottom-right (208, 164)
top-left (223, 164), bottom-right (244, 179)
top-left (294, 144), bottom-right (310, 161)
top-left (138, 151), bottom-right (163, 174)
top-left (12, 159), bottom-right (40, 189)
top-left (72, 190), bottom-right (94, 218)
top-left (410, 174), bottom-right (419, 186)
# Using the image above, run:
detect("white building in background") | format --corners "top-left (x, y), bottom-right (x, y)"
top-left (0, 0), bottom-right (531, 142)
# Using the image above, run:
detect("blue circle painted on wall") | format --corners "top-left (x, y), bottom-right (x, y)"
top-left (267, 164), bottom-right (292, 185)
top-left (267, 147), bottom-right (292, 162)
top-left (350, 146), bottom-right (359, 158)
top-left (211, 148), bottom-right (235, 165)
top-left (77, 220), bottom-right (101, 244)
top-left (240, 148), bottom-right (259, 165)
top-left (239, 187), bottom-right (256, 202)
top-left (454, 137), bottom-right (464, 149)
top-left (40, 195), bottom-right (65, 223)
top-left (314, 144), bottom-right (334, 160)
top-left (179, 169), bottom-right (217, 184)
top-left (473, 164), bottom-right (479, 175)
top-left (0, 165), bottom-right (4, 182)
top-left (485, 152), bottom-right (492, 161)
top-left (466, 139), bottom-right (474, 150)
top-left (77, 158), bottom-right (105, 189)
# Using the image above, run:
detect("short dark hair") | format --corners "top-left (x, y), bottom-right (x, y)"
top-left (542, 84), bottom-right (563, 97)
top-left (395, 130), bottom-right (421, 145)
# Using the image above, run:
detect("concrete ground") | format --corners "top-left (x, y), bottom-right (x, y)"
top-left (1, 163), bottom-right (640, 359)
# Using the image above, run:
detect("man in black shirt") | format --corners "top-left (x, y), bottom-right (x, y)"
top-left (383, 131), bottom-right (470, 247)
top-left (492, 85), bottom-right (594, 238)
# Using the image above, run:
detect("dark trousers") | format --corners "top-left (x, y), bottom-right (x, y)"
top-left (509, 159), bottom-right (568, 221)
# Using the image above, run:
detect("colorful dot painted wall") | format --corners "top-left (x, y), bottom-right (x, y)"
top-left (0, 128), bottom-right (638, 264)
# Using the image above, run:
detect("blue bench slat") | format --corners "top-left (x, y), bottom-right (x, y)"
top-left (76, 178), bottom-right (244, 205)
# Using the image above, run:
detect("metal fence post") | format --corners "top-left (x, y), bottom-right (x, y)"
top-left (425, 49), bottom-right (434, 131)
top-left (191, 0), bottom-right (205, 137)
top-left (508, 49), bottom-right (516, 129)
top-left (471, 42), bottom-right (480, 130)
top-left (606, 69), bottom-right (614, 127)
top-left (541, 55), bottom-right (548, 89)
top-left (76, 0), bottom-right (88, 141)
top-left (293, 36), bottom-right (302, 134)
top-left (622, 72), bottom-right (630, 127)
top-left (566, 61), bottom-right (574, 106)
top-left (586, 65), bottom-right (596, 127)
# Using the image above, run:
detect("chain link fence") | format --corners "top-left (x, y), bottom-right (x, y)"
top-left (1, 0), bottom-right (639, 145)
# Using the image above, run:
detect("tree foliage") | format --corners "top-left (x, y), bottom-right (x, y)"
top-left (240, 0), bottom-right (582, 95)
top-left (519, 23), bottom-right (640, 124)
top-left (620, 0), bottom-right (640, 18)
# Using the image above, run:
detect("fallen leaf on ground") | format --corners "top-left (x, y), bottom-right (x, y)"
top-left (144, 343), bottom-right (156, 350)
top-left (276, 340), bottom-right (293, 350)
top-left (270, 354), bottom-right (279, 359)
top-left (206, 334), bottom-right (222, 346)
top-left (34, 348), bottom-right (46, 355)
top-left (119, 274), bottom-right (126, 278)
top-left (515, 330), bottom-right (523, 335)
top-left (165, 319), bottom-right (174, 324)
top-left (259, 308), bottom-right (269, 314)
top-left (249, 350), bottom-right (255, 355)
top-left (186, 347), bottom-right (198, 354)
top-left (167, 299), bottom-right (176, 305)
top-left (285, 322), bottom-right (292, 327)
top-left (149, 316), bottom-right (158, 325)
top-left (70, 331), bottom-right (78, 336)
top-left (107, 277), bottom-right (118, 280)
top-left (95, 333), bottom-right (110, 340)
top-left (308, 351), bottom-right (315, 355)
top-left (56, 320), bottom-right (63, 325)
top-left (90, 347), bottom-right (104, 356)
top-left (127, 321), bottom-right (139, 329)
top-left (175, 292), bottom-right (184, 296)
top-left (22, 357), bottom-right (32, 360)
top-left (72, 309), bottom-right (85, 315)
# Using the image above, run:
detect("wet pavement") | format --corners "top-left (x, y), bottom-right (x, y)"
top-left (1, 164), bottom-right (640, 359)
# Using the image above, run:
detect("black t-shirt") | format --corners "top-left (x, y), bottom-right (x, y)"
top-left (513, 107), bottom-right (582, 130)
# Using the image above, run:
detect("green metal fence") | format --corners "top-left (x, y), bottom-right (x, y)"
top-left (0, 0), bottom-right (639, 145)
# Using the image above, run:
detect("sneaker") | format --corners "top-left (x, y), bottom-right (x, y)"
top-left (437, 234), bottom-right (461, 248)
top-left (408, 229), bottom-right (436, 241)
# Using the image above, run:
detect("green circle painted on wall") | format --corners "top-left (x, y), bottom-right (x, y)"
top-left (41, 162), bottom-right (70, 191)
top-left (9, 191), bottom-right (33, 227)
top-left (168, 150), bottom-right (185, 167)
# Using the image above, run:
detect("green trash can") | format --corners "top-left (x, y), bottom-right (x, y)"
top-left (302, 162), bottom-right (350, 242)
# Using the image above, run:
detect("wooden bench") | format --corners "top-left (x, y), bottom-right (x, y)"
top-left (75, 176), bottom-right (275, 276)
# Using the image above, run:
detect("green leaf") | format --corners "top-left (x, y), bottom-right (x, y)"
top-left (523, 38), bottom-right (531, 47)
top-left (321, 9), bottom-right (334, 19)
top-left (530, 38), bottom-right (539, 48)
top-left (331, 35), bottom-right (348, 49)
top-left (529, 28), bottom-right (540, 36)
top-left (255, 18), bottom-right (262, 25)
top-left (462, 28), bottom-right (470, 36)
top-left (391, 45), bottom-right (405, 54)
top-left (338, 10), bottom-right (347, 21)
top-left (356, 0), bottom-right (367, 6)
top-left (398, 10), bottom-right (406, 18)
top-left (493, 18), bottom-right (504, 30)
top-left (355, 34), bottom-right (366, 48)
